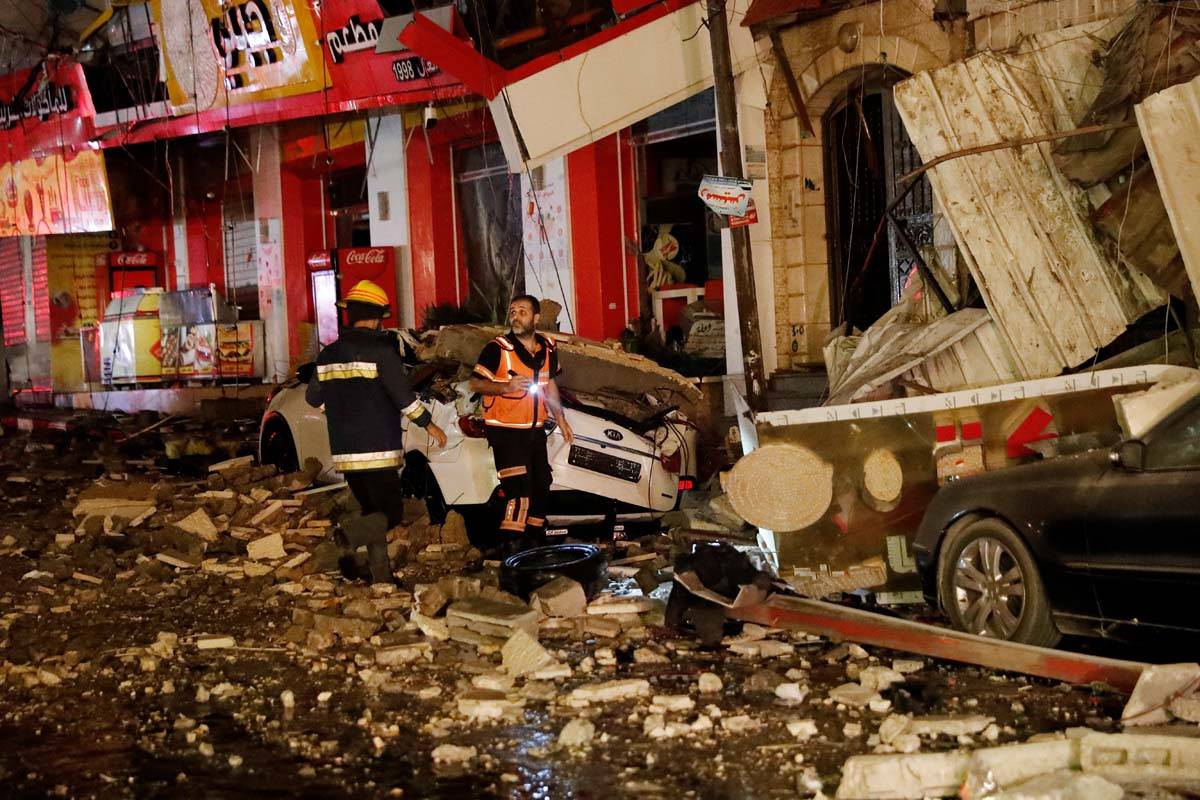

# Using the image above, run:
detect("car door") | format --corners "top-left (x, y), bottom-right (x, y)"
top-left (1084, 398), bottom-right (1200, 632)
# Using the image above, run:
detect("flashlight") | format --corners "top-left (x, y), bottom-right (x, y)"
top-left (529, 384), bottom-right (540, 395)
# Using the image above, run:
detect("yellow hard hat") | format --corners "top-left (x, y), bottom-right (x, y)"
top-left (338, 279), bottom-right (391, 317)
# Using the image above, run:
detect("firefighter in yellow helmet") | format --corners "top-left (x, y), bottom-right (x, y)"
top-left (468, 294), bottom-right (573, 555)
top-left (306, 280), bottom-right (446, 583)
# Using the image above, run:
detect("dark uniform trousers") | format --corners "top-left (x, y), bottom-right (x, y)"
top-left (345, 469), bottom-right (406, 529)
top-left (486, 426), bottom-right (551, 540)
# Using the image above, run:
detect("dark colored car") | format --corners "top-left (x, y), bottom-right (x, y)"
top-left (913, 394), bottom-right (1200, 647)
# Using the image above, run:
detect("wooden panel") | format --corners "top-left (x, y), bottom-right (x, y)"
top-left (1137, 74), bottom-right (1200, 303)
top-left (893, 53), bottom-right (1162, 378)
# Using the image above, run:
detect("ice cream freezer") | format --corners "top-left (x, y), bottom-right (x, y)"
top-left (96, 286), bottom-right (265, 386)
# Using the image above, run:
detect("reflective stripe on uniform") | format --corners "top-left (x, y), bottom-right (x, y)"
top-left (498, 466), bottom-right (527, 478)
top-left (331, 449), bottom-right (404, 471)
top-left (318, 361), bottom-right (378, 380)
top-left (485, 418), bottom-right (547, 428)
top-left (399, 399), bottom-right (426, 421)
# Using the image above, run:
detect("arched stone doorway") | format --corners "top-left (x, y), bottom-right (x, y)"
top-left (822, 65), bottom-right (933, 332)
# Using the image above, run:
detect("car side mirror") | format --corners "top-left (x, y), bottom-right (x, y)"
top-left (1111, 439), bottom-right (1145, 471)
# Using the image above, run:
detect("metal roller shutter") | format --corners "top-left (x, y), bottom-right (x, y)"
top-left (0, 239), bottom-right (25, 346)
top-left (223, 198), bottom-right (258, 319)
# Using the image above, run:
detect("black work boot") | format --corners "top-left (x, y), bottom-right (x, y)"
top-left (336, 512), bottom-right (392, 583)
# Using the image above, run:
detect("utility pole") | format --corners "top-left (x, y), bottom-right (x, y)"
top-left (707, 0), bottom-right (767, 412)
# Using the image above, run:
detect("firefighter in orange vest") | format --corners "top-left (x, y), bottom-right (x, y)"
top-left (469, 295), bottom-right (573, 550)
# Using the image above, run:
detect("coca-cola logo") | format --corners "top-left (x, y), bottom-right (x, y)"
top-left (343, 248), bottom-right (386, 265)
top-left (111, 252), bottom-right (156, 267)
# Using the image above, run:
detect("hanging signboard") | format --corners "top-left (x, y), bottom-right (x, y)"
top-left (0, 61), bottom-right (95, 163)
top-left (322, 1), bottom-right (448, 96)
top-left (728, 198), bottom-right (758, 229)
top-left (0, 149), bottom-right (114, 237)
top-left (152, 0), bottom-right (327, 114)
top-left (698, 175), bottom-right (753, 216)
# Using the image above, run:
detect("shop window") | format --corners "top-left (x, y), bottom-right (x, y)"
top-left (824, 67), bottom-right (934, 333)
top-left (632, 89), bottom-right (721, 287)
top-left (454, 142), bottom-right (524, 323)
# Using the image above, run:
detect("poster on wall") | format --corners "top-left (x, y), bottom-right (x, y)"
top-left (0, 150), bottom-right (114, 236)
top-left (521, 158), bottom-right (574, 332)
top-left (152, 0), bottom-right (327, 114)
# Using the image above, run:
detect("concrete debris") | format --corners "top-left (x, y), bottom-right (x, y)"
top-left (446, 598), bottom-right (538, 645)
top-left (457, 689), bottom-right (524, 721)
top-left (698, 672), bottom-right (724, 694)
top-left (990, 770), bottom-right (1123, 800)
top-left (501, 628), bottom-right (557, 677)
top-left (567, 679), bottom-right (651, 706)
top-left (651, 695), bottom-right (695, 713)
top-left (829, 683), bottom-right (882, 708)
top-left (195, 635), bottom-right (236, 650)
top-left (375, 640), bottom-right (432, 666)
top-left (431, 744), bottom-right (476, 764)
top-left (835, 750), bottom-right (971, 799)
top-left (787, 719), bottom-right (819, 740)
top-left (1121, 663), bottom-right (1200, 726)
top-left (720, 715), bottom-right (760, 734)
top-left (1081, 732), bottom-right (1200, 791)
top-left (530, 576), bottom-right (588, 618)
top-left (1114, 374), bottom-right (1200, 440)
top-left (411, 611), bottom-right (450, 641)
top-left (246, 532), bottom-right (287, 561)
top-left (775, 682), bottom-right (809, 705)
top-left (962, 739), bottom-right (1080, 798)
top-left (857, 667), bottom-right (906, 693)
top-left (174, 509), bottom-right (220, 543)
top-left (558, 718), bottom-right (595, 749)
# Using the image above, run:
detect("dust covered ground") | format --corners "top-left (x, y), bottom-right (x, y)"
top-left (0, 420), bottom-right (1139, 799)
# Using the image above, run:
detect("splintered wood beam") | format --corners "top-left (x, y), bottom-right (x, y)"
top-left (730, 595), bottom-right (1148, 692)
top-left (769, 28), bottom-right (814, 139)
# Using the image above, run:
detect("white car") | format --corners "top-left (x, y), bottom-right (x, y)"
top-left (259, 365), bottom-right (699, 540)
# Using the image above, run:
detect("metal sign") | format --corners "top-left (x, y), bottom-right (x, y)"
top-left (698, 174), bottom-right (753, 216)
top-left (728, 198), bottom-right (758, 229)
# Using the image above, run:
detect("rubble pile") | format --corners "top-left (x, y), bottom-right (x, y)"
top-left (1, 422), bottom-right (1198, 797)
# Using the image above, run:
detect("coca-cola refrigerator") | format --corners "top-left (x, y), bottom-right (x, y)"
top-left (109, 251), bottom-right (162, 295)
top-left (308, 247), bottom-right (402, 345)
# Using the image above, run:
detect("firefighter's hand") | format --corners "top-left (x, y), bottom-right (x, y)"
top-left (557, 416), bottom-right (574, 444)
top-left (426, 423), bottom-right (448, 449)
top-left (506, 375), bottom-right (533, 393)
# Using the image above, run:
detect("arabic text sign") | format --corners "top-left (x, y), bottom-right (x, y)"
top-left (0, 149), bottom-right (114, 237)
top-left (698, 175), bottom-right (753, 216)
top-left (153, 0), bottom-right (326, 113)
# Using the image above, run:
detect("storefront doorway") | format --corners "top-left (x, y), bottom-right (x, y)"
top-left (823, 67), bottom-right (933, 333)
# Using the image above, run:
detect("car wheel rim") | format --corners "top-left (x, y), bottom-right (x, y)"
top-left (952, 536), bottom-right (1026, 639)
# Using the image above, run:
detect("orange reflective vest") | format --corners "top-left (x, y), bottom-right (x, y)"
top-left (481, 335), bottom-right (554, 428)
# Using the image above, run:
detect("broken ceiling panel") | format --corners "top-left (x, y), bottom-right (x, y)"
top-left (1137, 74), bottom-right (1200, 306)
top-left (893, 53), bottom-right (1164, 378)
top-left (826, 308), bottom-right (1020, 405)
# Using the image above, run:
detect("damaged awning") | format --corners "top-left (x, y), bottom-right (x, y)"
top-left (892, 49), bottom-right (1165, 379)
top-left (399, 0), bottom-right (766, 172)
top-left (1137, 74), bottom-right (1200, 304)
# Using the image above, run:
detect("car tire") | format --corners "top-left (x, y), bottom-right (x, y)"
top-left (260, 418), bottom-right (299, 474)
top-left (937, 516), bottom-right (1060, 648)
top-left (500, 544), bottom-right (608, 600)
top-left (401, 453), bottom-right (448, 524)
